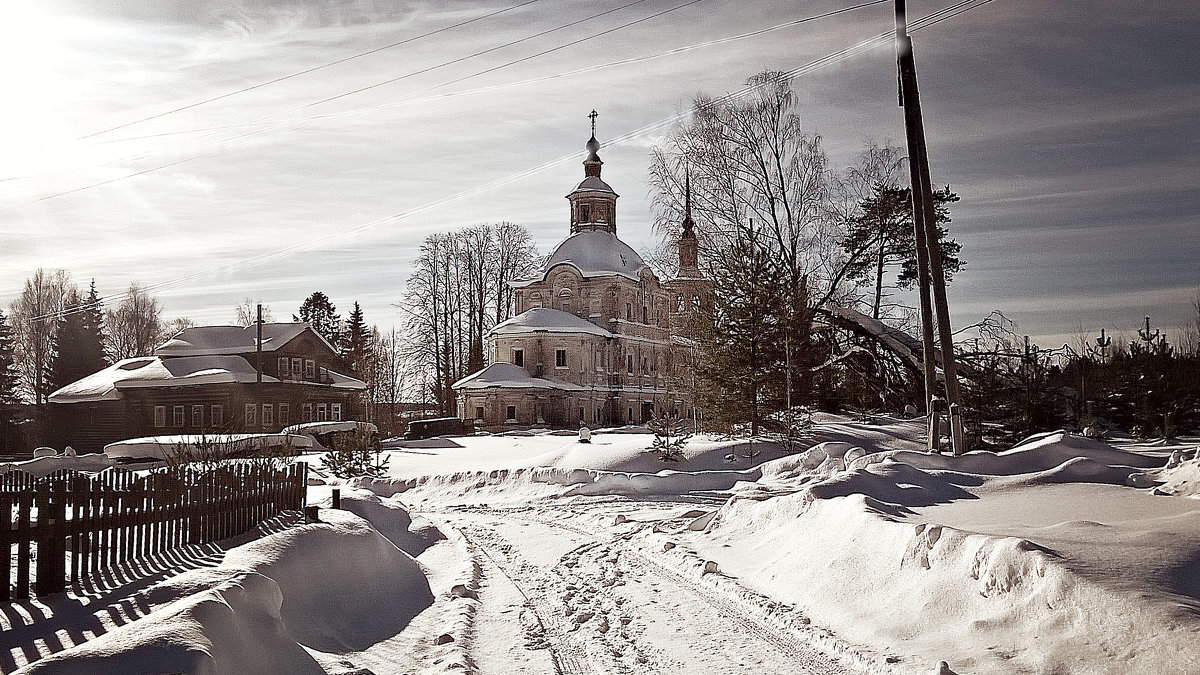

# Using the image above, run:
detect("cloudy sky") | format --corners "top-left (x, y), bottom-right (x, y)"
top-left (1, 0), bottom-right (1197, 348)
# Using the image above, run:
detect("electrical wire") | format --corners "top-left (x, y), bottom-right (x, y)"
top-left (78, 0), bottom-right (545, 141)
top-left (31, 0), bottom-right (995, 323)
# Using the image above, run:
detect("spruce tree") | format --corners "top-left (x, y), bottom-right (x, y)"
top-left (696, 223), bottom-right (787, 437)
top-left (343, 302), bottom-right (372, 376)
top-left (0, 309), bottom-right (23, 453)
top-left (51, 283), bottom-right (109, 391)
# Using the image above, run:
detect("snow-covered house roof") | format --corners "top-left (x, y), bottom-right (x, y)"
top-left (453, 362), bottom-right (585, 392)
top-left (512, 231), bottom-right (649, 287)
top-left (156, 323), bottom-right (337, 357)
top-left (48, 355), bottom-right (366, 404)
top-left (490, 307), bottom-right (612, 338)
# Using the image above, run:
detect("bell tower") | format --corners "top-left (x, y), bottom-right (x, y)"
top-left (677, 171), bottom-right (700, 278)
top-left (567, 110), bottom-right (619, 235)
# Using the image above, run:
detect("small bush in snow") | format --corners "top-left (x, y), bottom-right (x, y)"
top-left (647, 410), bottom-right (691, 462)
top-left (320, 425), bottom-right (389, 478)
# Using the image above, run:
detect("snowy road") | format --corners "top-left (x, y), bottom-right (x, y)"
top-left (432, 506), bottom-right (865, 675)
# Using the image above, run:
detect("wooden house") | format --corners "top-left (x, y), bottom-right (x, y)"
top-left (48, 323), bottom-right (365, 453)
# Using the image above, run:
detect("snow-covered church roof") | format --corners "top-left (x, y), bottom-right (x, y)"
top-left (490, 307), bottom-right (612, 338)
top-left (156, 323), bottom-right (335, 357)
top-left (453, 362), bottom-right (585, 392)
top-left (513, 231), bottom-right (649, 286)
top-left (48, 355), bottom-right (365, 404)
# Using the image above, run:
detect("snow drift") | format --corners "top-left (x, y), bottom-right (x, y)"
top-left (17, 509), bottom-right (433, 674)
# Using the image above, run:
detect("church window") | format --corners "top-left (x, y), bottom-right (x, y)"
top-left (642, 305), bottom-right (647, 324)
top-left (555, 349), bottom-right (567, 368)
top-left (579, 406), bottom-right (585, 421)
top-left (562, 300), bottom-right (571, 312)
top-left (596, 407), bottom-right (602, 422)
top-left (513, 348), bottom-right (524, 366)
top-left (627, 355), bottom-right (634, 374)
top-left (594, 351), bottom-right (602, 371)
top-left (625, 303), bottom-right (632, 320)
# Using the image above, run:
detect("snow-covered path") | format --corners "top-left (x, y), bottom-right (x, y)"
top-left (433, 506), bottom-right (864, 675)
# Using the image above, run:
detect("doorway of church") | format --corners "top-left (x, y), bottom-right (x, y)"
top-left (641, 401), bottom-right (654, 423)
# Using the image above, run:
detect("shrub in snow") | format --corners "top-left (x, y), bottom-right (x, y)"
top-left (320, 425), bottom-right (389, 478)
top-left (647, 409), bottom-right (691, 462)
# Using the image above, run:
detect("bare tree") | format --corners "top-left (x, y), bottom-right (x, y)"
top-left (105, 282), bottom-right (165, 360)
top-left (9, 269), bottom-right (75, 405)
top-left (235, 298), bottom-right (273, 326)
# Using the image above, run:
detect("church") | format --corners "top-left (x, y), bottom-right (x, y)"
top-left (453, 121), bottom-right (711, 429)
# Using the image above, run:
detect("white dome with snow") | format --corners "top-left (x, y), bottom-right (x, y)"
top-left (537, 230), bottom-right (648, 281)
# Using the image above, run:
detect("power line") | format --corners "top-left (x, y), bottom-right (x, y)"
top-left (78, 0), bottom-right (545, 141)
top-left (36, 0), bottom-right (684, 201)
top-left (92, 0), bottom-right (890, 147)
top-left (33, 0), bottom-right (994, 323)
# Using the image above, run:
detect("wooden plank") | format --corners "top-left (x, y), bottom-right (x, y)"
top-left (15, 490), bottom-right (32, 599)
top-left (1, 494), bottom-right (12, 601)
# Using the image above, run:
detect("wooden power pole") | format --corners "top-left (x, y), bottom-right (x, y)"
top-left (895, 0), bottom-right (966, 454)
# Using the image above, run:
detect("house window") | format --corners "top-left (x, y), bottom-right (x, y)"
top-left (627, 355), bottom-right (634, 374)
top-left (154, 406), bottom-right (166, 428)
top-left (262, 404), bottom-right (274, 426)
top-left (191, 405), bottom-right (203, 428)
top-left (291, 357), bottom-right (302, 377)
top-left (506, 405), bottom-right (516, 421)
top-left (211, 405), bottom-right (224, 428)
top-left (278, 403), bottom-right (289, 426)
top-left (555, 349), bottom-right (567, 368)
top-left (331, 403), bottom-right (342, 421)
top-left (475, 405), bottom-right (484, 419)
top-left (676, 294), bottom-right (685, 312)
top-left (692, 294), bottom-right (701, 309)
top-left (303, 403), bottom-right (313, 422)
top-left (304, 359), bottom-right (316, 378)
top-left (245, 404), bottom-right (257, 427)
top-left (278, 357), bottom-right (289, 377)
top-left (513, 348), bottom-right (524, 367)
top-left (317, 403), bottom-right (328, 422)
top-left (173, 405), bottom-right (184, 427)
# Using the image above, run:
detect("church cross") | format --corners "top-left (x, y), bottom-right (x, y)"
top-left (589, 109), bottom-right (598, 137)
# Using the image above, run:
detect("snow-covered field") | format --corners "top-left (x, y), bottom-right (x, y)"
top-left (5, 417), bottom-right (1200, 674)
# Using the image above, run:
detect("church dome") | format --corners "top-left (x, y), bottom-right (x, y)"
top-left (542, 230), bottom-right (648, 281)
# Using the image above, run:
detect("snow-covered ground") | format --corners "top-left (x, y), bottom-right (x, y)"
top-left (5, 418), bottom-right (1200, 674)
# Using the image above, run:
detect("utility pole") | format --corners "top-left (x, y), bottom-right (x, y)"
top-left (256, 305), bottom-right (264, 420)
top-left (895, 0), bottom-right (966, 454)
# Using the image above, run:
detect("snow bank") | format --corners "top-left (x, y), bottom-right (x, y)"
top-left (17, 510), bottom-right (434, 673)
top-left (334, 487), bottom-right (444, 556)
top-left (0, 452), bottom-right (116, 478)
top-left (681, 432), bottom-right (1200, 673)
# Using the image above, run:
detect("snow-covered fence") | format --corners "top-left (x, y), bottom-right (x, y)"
top-left (0, 463), bottom-right (307, 600)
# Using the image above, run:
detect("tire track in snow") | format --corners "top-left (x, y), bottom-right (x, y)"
top-left (450, 505), bottom-right (884, 674)
top-left (456, 524), bottom-right (594, 675)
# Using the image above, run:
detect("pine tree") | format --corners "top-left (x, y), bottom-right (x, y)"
top-left (842, 185), bottom-right (963, 319)
top-left (0, 309), bottom-right (23, 452)
top-left (295, 292), bottom-right (342, 350)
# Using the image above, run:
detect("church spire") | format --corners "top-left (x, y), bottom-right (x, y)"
top-left (678, 166), bottom-right (700, 278)
top-left (584, 109), bottom-right (602, 178)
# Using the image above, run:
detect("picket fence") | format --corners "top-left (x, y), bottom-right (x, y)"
top-left (1, 462), bottom-right (308, 599)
